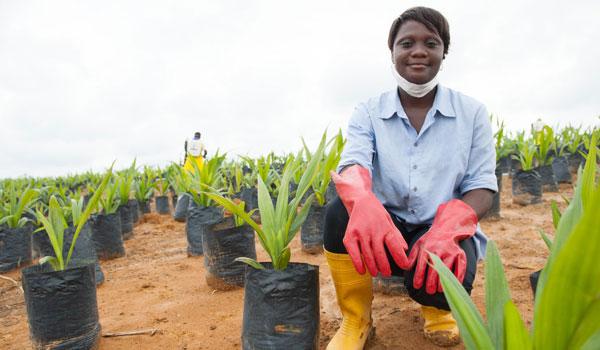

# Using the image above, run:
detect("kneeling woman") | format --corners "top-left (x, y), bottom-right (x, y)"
top-left (325, 7), bottom-right (497, 349)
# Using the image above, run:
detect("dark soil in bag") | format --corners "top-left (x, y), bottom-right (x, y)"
top-left (486, 167), bottom-right (503, 219)
top-left (301, 205), bottom-right (326, 254)
top-left (0, 225), bottom-right (32, 272)
top-left (289, 182), bottom-right (298, 197)
top-left (325, 181), bottom-right (337, 204)
top-left (128, 199), bottom-right (140, 225)
top-left (83, 194), bottom-right (92, 210)
top-left (568, 151), bottom-right (585, 173)
top-left (155, 195), bottom-right (171, 215)
top-left (34, 223), bottom-right (105, 285)
top-left (139, 200), bottom-right (151, 214)
top-left (173, 193), bottom-right (191, 222)
top-left (22, 263), bottom-right (101, 350)
top-left (530, 269), bottom-right (541, 298)
top-left (118, 205), bottom-right (133, 240)
top-left (91, 213), bottom-right (125, 260)
top-left (238, 187), bottom-right (257, 211)
top-left (203, 217), bottom-right (256, 290)
top-left (512, 170), bottom-right (542, 205)
top-left (172, 193), bottom-right (178, 208)
top-left (497, 156), bottom-right (511, 175)
top-left (536, 165), bottom-right (558, 192)
top-left (185, 202), bottom-right (223, 256)
top-left (509, 157), bottom-right (521, 177)
top-left (552, 156), bottom-right (572, 183)
top-left (242, 263), bottom-right (319, 350)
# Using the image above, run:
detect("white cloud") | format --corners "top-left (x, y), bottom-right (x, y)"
top-left (1, 0), bottom-right (598, 177)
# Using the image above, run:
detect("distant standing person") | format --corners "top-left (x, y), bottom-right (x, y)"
top-left (184, 132), bottom-right (207, 172)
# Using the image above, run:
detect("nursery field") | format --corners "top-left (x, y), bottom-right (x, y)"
top-left (0, 176), bottom-right (571, 350)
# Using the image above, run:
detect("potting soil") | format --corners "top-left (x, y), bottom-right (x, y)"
top-left (173, 193), bottom-right (191, 222)
top-left (21, 263), bottom-right (101, 349)
top-left (301, 205), bottom-right (326, 254)
top-left (552, 156), bottom-right (572, 183)
top-left (0, 226), bottom-right (32, 273)
top-left (185, 203), bottom-right (222, 256)
top-left (91, 213), bottom-right (126, 260)
top-left (155, 196), bottom-right (171, 215)
top-left (242, 263), bottom-right (319, 349)
top-left (512, 170), bottom-right (542, 205)
top-left (203, 217), bottom-right (256, 289)
top-left (118, 205), bottom-right (134, 240)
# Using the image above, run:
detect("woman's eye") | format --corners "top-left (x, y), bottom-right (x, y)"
top-left (426, 41), bottom-right (439, 48)
top-left (399, 41), bottom-right (412, 48)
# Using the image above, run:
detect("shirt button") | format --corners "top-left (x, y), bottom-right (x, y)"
top-left (413, 187), bottom-right (418, 192)
top-left (410, 209), bottom-right (416, 214)
top-left (413, 164), bottom-right (417, 170)
top-left (413, 142), bottom-right (418, 147)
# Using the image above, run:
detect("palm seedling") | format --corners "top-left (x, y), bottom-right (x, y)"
top-left (493, 117), bottom-right (515, 162)
top-left (533, 125), bottom-right (555, 166)
top-left (154, 177), bottom-right (170, 197)
top-left (206, 134), bottom-right (327, 270)
top-left (513, 138), bottom-right (538, 172)
top-left (0, 183), bottom-right (39, 228)
top-left (553, 128), bottom-right (568, 158)
top-left (241, 154), bottom-right (277, 195)
top-left (116, 160), bottom-right (136, 207)
top-left (223, 161), bottom-right (246, 196)
top-left (35, 166), bottom-right (112, 271)
top-left (98, 178), bottom-right (120, 215)
top-left (582, 126), bottom-right (599, 155)
top-left (308, 130), bottom-right (345, 206)
top-left (563, 125), bottom-right (585, 157)
top-left (166, 163), bottom-right (188, 196)
top-left (134, 172), bottom-right (156, 203)
top-left (187, 151), bottom-right (227, 207)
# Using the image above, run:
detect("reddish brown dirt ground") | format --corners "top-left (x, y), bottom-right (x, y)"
top-left (0, 176), bottom-right (572, 349)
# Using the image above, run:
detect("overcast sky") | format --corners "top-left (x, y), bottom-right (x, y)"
top-left (1, 0), bottom-right (599, 178)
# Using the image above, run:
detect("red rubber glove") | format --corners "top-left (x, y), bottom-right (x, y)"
top-left (408, 199), bottom-right (477, 294)
top-left (330, 165), bottom-right (410, 277)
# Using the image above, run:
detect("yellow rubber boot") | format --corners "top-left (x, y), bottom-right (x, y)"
top-left (421, 305), bottom-right (460, 347)
top-left (325, 250), bottom-right (374, 350)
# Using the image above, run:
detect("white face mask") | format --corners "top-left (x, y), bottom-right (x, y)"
top-left (391, 64), bottom-right (439, 98)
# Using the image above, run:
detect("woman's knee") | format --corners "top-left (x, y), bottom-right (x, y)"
top-left (403, 237), bottom-right (478, 310)
top-left (323, 196), bottom-right (349, 253)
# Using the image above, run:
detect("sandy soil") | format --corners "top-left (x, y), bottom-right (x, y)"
top-left (0, 175), bottom-right (572, 350)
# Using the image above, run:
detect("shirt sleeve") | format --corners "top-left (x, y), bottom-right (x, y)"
top-left (336, 103), bottom-right (375, 174)
top-left (459, 104), bottom-right (498, 194)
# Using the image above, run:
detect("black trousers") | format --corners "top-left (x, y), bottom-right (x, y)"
top-left (324, 196), bottom-right (477, 311)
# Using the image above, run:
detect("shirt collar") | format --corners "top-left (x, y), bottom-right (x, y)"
top-left (378, 84), bottom-right (456, 119)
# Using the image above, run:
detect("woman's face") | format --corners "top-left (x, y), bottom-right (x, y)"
top-left (391, 20), bottom-right (444, 84)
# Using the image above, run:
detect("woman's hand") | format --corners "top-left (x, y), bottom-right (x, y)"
top-left (331, 166), bottom-right (410, 276)
top-left (408, 199), bottom-right (477, 294)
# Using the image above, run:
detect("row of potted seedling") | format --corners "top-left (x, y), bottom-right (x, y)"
top-left (0, 161), bottom-right (180, 274)
top-left (0, 163), bottom-right (192, 348)
top-left (0, 130), bottom-right (345, 348)
top-left (489, 120), bottom-right (598, 217)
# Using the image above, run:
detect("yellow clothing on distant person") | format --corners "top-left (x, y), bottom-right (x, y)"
top-left (184, 155), bottom-right (204, 172)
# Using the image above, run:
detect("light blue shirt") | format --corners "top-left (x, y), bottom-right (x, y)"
top-left (337, 85), bottom-right (497, 260)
